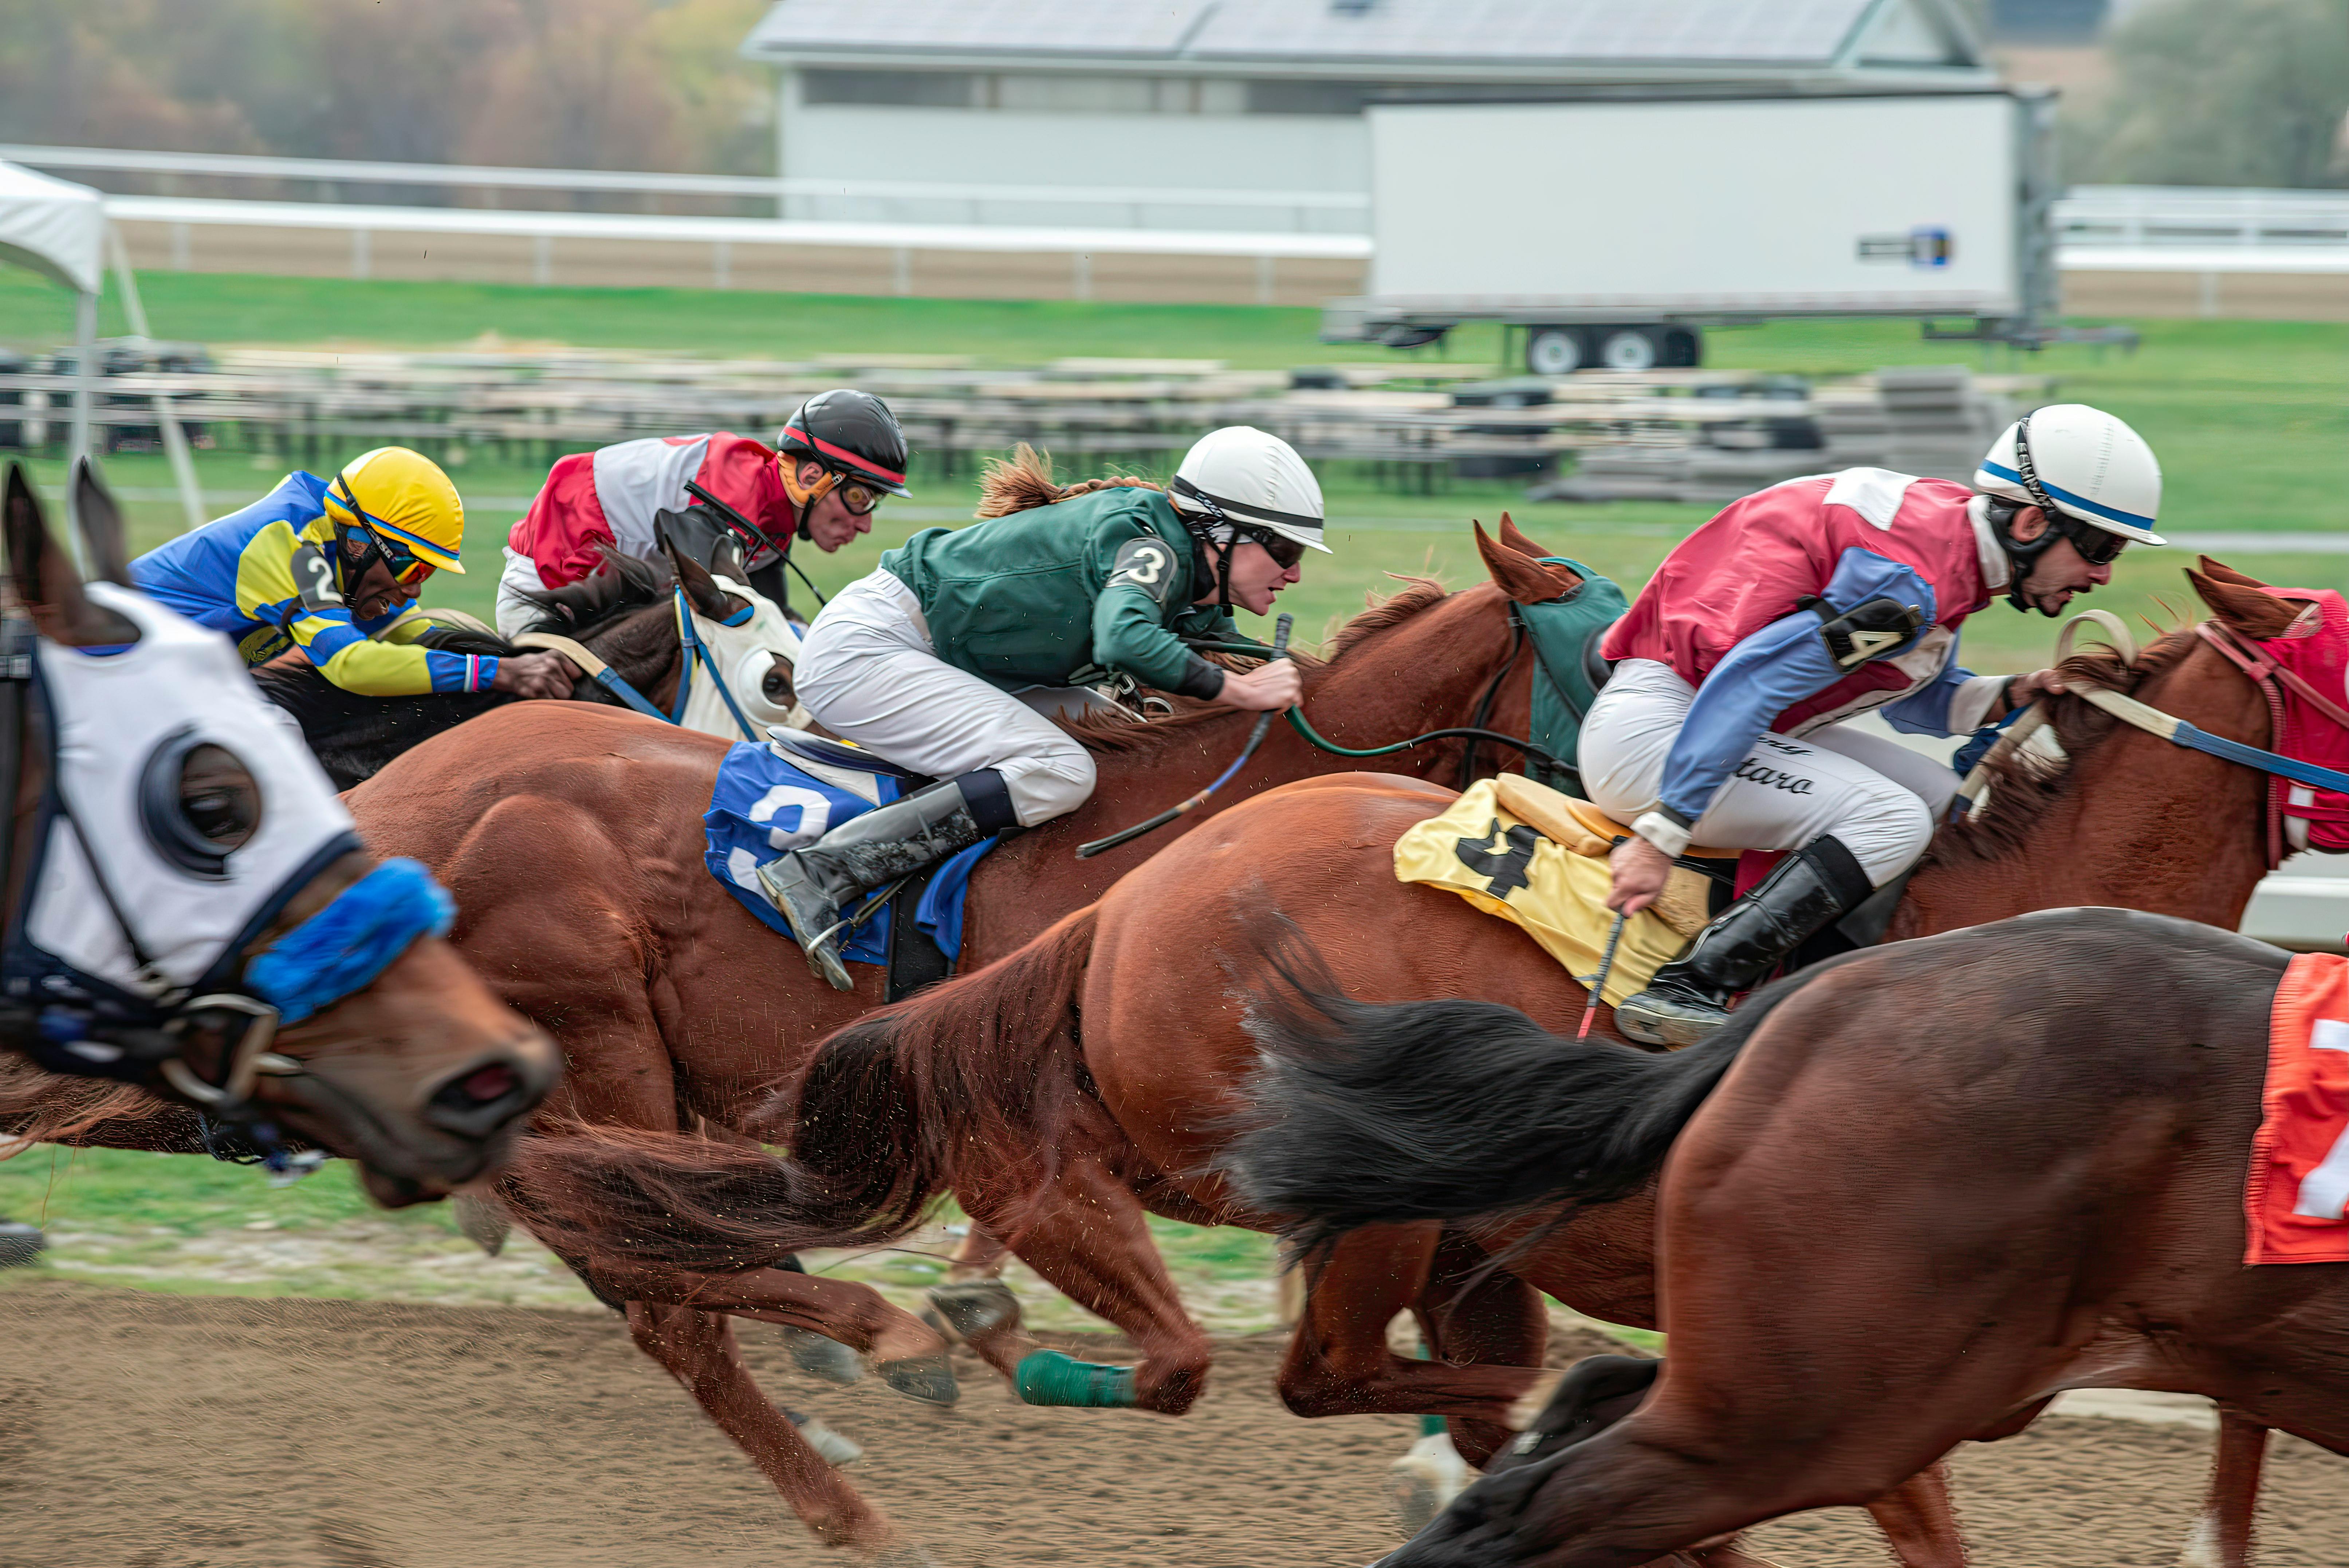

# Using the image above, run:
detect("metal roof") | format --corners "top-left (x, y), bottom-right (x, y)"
top-left (741, 0), bottom-right (1986, 75)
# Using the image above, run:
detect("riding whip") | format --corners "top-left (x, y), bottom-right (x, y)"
top-left (1077, 613), bottom-right (1292, 860)
top-left (1578, 909), bottom-right (1629, 1040)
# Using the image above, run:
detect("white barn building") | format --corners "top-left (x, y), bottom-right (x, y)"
top-left (740, 0), bottom-right (2000, 230)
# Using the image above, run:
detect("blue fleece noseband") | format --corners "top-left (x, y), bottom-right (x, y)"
top-left (244, 858), bottom-right (455, 1025)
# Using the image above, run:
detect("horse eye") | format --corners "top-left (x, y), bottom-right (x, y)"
top-left (762, 658), bottom-right (793, 705)
top-left (179, 744), bottom-right (260, 848)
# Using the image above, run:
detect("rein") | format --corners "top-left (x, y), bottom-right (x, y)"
top-left (516, 586), bottom-right (763, 743)
top-left (1959, 609), bottom-right (2349, 870)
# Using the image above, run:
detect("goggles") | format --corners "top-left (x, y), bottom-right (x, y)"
top-left (1241, 527), bottom-right (1306, 571)
top-left (331, 474), bottom-right (436, 589)
top-left (790, 464), bottom-right (887, 517)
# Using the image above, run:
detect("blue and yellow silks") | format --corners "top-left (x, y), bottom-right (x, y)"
top-left (129, 472), bottom-right (496, 697)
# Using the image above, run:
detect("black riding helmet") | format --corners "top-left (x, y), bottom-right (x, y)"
top-left (777, 389), bottom-right (912, 499)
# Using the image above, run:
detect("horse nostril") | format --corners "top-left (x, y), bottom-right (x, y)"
top-left (451, 1063), bottom-right (520, 1106)
top-left (425, 1058), bottom-right (534, 1137)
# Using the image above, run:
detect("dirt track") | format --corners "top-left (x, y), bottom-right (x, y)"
top-left (1, 1279), bottom-right (2346, 1567)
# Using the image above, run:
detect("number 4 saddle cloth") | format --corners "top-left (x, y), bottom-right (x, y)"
top-left (2246, 951), bottom-right (2349, 1264)
top-left (1392, 775), bottom-right (1720, 1009)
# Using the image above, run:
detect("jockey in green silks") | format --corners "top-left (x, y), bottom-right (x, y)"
top-left (760, 426), bottom-right (1326, 990)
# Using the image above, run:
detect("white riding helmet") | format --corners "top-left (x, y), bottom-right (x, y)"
top-left (1975, 403), bottom-right (2165, 546)
top-left (1167, 426), bottom-right (1331, 555)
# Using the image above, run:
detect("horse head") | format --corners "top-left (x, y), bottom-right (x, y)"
top-left (2, 462), bottom-right (558, 1205)
top-left (659, 529), bottom-right (808, 733)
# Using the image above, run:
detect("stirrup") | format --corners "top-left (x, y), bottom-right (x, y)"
top-left (1612, 982), bottom-right (1731, 1049)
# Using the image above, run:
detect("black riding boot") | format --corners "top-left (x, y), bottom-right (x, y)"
top-left (1613, 834), bottom-right (1875, 1048)
top-left (755, 771), bottom-right (1012, 992)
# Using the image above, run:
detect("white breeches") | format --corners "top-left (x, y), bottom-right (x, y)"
top-left (793, 570), bottom-right (1097, 828)
top-left (494, 547), bottom-right (551, 638)
top-left (1579, 658), bottom-right (1956, 886)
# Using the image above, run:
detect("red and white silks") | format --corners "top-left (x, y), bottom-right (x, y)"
top-left (507, 432), bottom-right (796, 590)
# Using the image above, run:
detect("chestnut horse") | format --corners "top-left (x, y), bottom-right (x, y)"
top-left (1229, 910), bottom-right (2349, 1568)
top-left (1, 464), bottom-right (559, 1201)
top-left (767, 556), bottom-right (2317, 1566)
top-left (320, 523), bottom-right (1585, 1556)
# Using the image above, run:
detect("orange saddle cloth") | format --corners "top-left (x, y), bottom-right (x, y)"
top-left (2246, 952), bottom-right (2349, 1264)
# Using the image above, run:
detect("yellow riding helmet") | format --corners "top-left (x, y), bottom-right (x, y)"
top-left (323, 446), bottom-right (467, 574)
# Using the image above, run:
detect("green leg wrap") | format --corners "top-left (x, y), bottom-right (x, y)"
top-left (1014, 1348), bottom-right (1139, 1409)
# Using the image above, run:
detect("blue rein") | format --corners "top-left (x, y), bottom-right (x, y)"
top-left (572, 587), bottom-right (763, 742)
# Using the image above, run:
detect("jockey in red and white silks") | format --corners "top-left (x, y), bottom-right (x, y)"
top-left (495, 390), bottom-right (912, 636)
top-left (1595, 404), bottom-right (2166, 1047)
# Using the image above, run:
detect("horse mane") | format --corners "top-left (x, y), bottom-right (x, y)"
top-left (518, 549), bottom-right (673, 638)
top-left (975, 444), bottom-right (1162, 520)
top-left (1067, 577), bottom-right (1452, 757)
top-left (1925, 621), bottom-right (2201, 868)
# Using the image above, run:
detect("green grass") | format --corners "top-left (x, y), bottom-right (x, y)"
top-left (0, 269), bottom-right (2340, 1328)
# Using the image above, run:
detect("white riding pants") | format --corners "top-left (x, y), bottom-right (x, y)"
top-left (493, 546), bottom-right (551, 638)
top-left (794, 570), bottom-right (1097, 828)
top-left (1579, 658), bottom-right (1956, 886)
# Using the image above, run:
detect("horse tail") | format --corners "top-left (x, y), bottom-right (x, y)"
top-left (750, 905), bottom-right (1099, 1245)
top-left (975, 444), bottom-right (1162, 519)
top-left (492, 1119), bottom-right (851, 1280)
top-left (1225, 941), bottom-right (1819, 1250)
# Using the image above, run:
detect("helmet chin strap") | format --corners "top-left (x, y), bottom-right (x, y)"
top-left (1991, 413), bottom-right (2066, 616)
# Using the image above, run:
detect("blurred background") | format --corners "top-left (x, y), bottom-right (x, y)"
top-left (0, 0), bottom-right (2343, 1318)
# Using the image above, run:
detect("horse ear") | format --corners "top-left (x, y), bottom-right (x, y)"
top-left (1496, 513), bottom-right (1556, 560)
top-left (660, 524), bottom-right (740, 623)
top-left (1474, 520), bottom-right (1578, 605)
top-left (2196, 556), bottom-right (2274, 592)
top-left (2188, 563), bottom-right (2304, 641)
top-left (72, 457), bottom-right (133, 587)
top-left (4, 462), bottom-right (127, 647)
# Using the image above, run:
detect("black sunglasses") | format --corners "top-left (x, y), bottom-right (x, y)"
top-left (2051, 510), bottom-right (2127, 566)
top-left (1242, 528), bottom-right (1306, 571)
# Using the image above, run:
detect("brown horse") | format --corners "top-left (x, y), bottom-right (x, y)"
top-left (1227, 910), bottom-right (2349, 1568)
top-left (764, 553), bottom-right (2314, 1565)
top-left (1, 464), bottom-right (559, 1201)
top-left (316, 524), bottom-right (1585, 1555)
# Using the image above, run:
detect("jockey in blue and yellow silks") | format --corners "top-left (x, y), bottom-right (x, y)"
top-left (131, 446), bottom-right (573, 700)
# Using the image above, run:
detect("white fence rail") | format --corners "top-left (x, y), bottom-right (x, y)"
top-left (2052, 186), bottom-right (2349, 248)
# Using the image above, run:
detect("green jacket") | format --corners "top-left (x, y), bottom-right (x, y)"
top-left (881, 485), bottom-right (1240, 696)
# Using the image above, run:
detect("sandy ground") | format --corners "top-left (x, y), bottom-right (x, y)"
top-left (0, 1279), bottom-right (2345, 1568)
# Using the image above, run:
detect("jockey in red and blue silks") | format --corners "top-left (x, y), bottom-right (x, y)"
top-left (1590, 403), bottom-right (2166, 1046)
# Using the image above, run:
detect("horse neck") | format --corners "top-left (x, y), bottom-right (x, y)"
top-left (1297, 583), bottom-right (1530, 773)
top-left (1893, 635), bottom-right (2277, 939)
top-left (589, 604), bottom-right (685, 711)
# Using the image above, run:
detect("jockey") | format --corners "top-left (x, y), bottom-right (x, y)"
top-left (130, 446), bottom-right (574, 700)
top-left (759, 427), bottom-right (1322, 990)
top-left (495, 388), bottom-right (910, 635)
top-left (1592, 403), bottom-right (2164, 1046)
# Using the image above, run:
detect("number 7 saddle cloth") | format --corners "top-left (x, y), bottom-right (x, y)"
top-left (2246, 951), bottom-right (2349, 1264)
top-left (1392, 776), bottom-right (1720, 1009)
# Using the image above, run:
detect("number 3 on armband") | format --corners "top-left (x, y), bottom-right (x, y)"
top-left (1109, 538), bottom-right (1172, 602)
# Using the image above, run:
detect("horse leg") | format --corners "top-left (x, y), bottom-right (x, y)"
top-left (627, 1303), bottom-right (918, 1559)
top-left (1858, 1463), bottom-right (1967, 1568)
top-left (948, 1156), bottom-right (1213, 1415)
top-left (2185, 1407), bottom-right (2269, 1568)
top-left (944, 1225), bottom-right (1010, 1283)
top-left (1417, 1227), bottom-right (1550, 1466)
top-left (1280, 1226), bottom-right (1549, 1431)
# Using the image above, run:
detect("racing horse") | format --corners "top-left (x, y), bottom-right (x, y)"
top-left (277, 521), bottom-right (1607, 1557)
top-left (1228, 910), bottom-right (2349, 1568)
top-left (756, 551), bottom-right (2322, 1566)
top-left (260, 539), bottom-right (806, 789)
top-left (0, 462), bottom-right (558, 1202)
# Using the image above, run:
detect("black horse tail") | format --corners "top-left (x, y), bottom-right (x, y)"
top-left (1224, 943), bottom-right (1818, 1250)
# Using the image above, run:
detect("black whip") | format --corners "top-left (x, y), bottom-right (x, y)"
top-left (1077, 614), bottom-right (1293, 860)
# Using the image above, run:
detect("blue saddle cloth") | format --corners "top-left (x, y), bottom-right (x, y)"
top-left (704, 742), bottom-right (997, 966)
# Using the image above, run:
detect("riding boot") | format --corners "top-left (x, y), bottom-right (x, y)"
top-left (755, 771), bottom-right (1012, 992)
top-left (1613, 834), bottom-right (1876, 1049)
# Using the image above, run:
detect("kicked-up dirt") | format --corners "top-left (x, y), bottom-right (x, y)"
top-left (0, 1279), bottom-right (2344, 1567)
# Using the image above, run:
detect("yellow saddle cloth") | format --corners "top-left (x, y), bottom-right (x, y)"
top-left (1392, 777), bottom-right (1713, 1007)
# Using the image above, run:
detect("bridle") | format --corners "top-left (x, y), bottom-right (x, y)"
top-left (514, 582), bottom-right (767, 742)
top-left (0, 605), bottom-right (302, 1116)
top-left (1958, 609), bottom-right (2349, 870)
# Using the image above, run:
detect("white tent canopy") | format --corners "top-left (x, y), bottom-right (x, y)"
top-left (0, 159), bottom-right (203, 534)
top-left (0, 159), bottom-right (105, 294)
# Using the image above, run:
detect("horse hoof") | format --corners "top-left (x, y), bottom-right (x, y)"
top-left (877, 1354), bottom-right (959, 1407)
top-left (783, 1328), bottom-right (865, 1385)
top-left (789, 1411), bottom-right (865, 1467)
top-left (926, 1277), bottom-right (1020, 1340)
top-left (1389, 1433), bottom-right (1472, 1539)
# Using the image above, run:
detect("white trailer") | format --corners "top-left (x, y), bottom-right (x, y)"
top-left (1325, 91), bottom-right (2063, 371)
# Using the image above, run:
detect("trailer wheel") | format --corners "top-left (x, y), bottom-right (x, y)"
top-left (1526, 327), bottom-right (1584, 375)
top-left (1600, 328), bottom-right (1661, 371)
